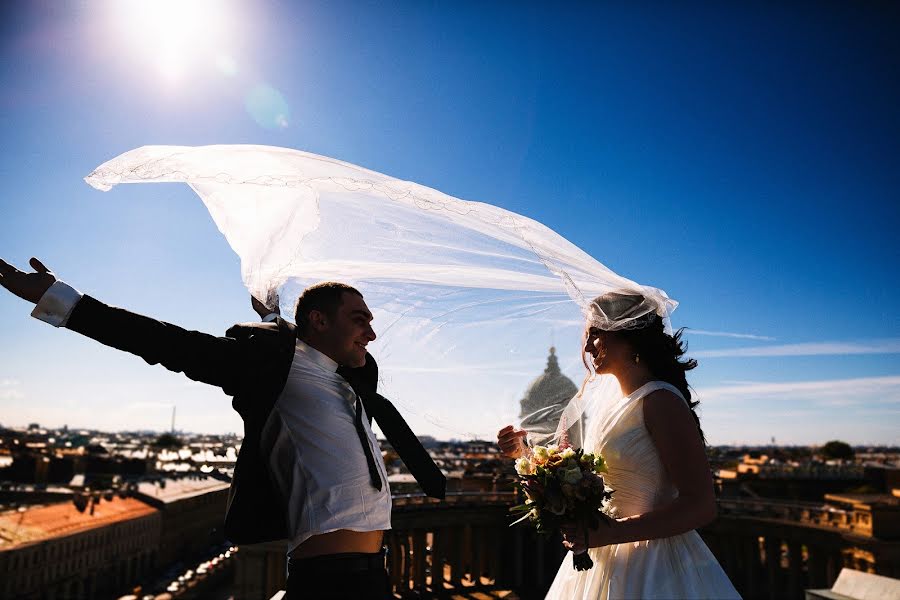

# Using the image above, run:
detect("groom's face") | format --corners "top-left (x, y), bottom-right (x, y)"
top-left (321, 291), bottom-right (377, 368)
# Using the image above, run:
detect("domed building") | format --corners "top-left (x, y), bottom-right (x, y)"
top-left (519, 347), bottom-right (580, 441)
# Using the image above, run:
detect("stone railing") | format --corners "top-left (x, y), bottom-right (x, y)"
top-left (245, 494), bottom-right (900, 600)
top-left (242, 491), bottom-right (566, 600)
top-left (386, 491), bottom-right (564, 598)
top-left (700, 499), bottom-right (900, 600)
top-left (716, 497), bottom-right (879, 536)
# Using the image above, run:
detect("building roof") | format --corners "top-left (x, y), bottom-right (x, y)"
top-left (0, 497), bottom-right (158, 551)
top-left (134, 476), bottom-right (230, 505)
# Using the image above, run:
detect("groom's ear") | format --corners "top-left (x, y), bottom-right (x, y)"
top-left (308, 309), bottom-right (329, 331)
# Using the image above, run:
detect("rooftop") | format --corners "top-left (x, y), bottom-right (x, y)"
top-left (134, 476), bottom-right (230, 505)
top-left (0, 497), bottom-right (157, 550)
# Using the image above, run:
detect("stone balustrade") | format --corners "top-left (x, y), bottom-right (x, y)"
top-left (241, 493), bottom-right (900, 600)
top-left (387, 491), bottom-right (564, 598)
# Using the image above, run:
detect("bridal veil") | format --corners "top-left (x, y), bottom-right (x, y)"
top-left (85, 145), bottom-right (676, 443)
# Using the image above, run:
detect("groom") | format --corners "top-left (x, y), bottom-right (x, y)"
top-left (0, 257), bottom-right (445, 600)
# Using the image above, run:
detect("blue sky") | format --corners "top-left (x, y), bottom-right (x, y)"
top-left (1, 1), bottom-right (898, 445)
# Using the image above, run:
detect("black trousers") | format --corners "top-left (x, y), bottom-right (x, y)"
top-left (285, 551), bottom-right (392, 600)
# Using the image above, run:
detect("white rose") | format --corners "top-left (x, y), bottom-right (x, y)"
top-left (515, 456), bottom-right (534, 475)
top-left (560, 447), bottom-right (576, 460)
top-left (532, 445), bottom-right (550, 464)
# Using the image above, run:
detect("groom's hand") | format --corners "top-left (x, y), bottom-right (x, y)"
top-left (0, 257), bottom-right (57, 304)
top-left (497, 425), bottom-right (528, 459)
top-left (251, 290), bottom-right (280, 319)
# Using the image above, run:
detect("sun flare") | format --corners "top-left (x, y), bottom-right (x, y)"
top-left (111, 0), bottom-right (233, 83)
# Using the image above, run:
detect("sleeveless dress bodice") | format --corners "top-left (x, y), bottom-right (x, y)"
top-left (597, 381), bottom-right (679, 517)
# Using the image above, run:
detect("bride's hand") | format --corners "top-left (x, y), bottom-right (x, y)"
top-left (561, 521), bottom-right (618, 553)
top-left (497, 425), bottom-right (528, 459)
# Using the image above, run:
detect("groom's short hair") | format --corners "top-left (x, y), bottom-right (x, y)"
top-left (294, 282), bottom-right (363, 336)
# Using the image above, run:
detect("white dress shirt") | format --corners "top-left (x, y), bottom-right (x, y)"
top-left (32, 282), bottom-right (392, 554)
top-left (262, 339), bottom-right (391, 552)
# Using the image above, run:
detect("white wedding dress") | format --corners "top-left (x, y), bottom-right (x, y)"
top-left (545, 381), bottom-right (741, 600)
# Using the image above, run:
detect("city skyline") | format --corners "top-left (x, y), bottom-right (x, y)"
top-left (1, 2), bottom-right (898, 445)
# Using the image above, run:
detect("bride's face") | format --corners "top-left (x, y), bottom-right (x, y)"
top-left (584, 326), bottom-right (608, 373)
top-left (584, 326), bottom-right (628, 374)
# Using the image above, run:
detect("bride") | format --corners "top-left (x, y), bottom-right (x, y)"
top-left (498, 291), bottom-right (740, 599)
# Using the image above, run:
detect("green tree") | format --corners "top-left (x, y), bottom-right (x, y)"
top-left (821, 440), bottom-right (854, 460)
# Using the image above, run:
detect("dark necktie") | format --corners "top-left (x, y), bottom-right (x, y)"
top-left (353, 394), bottom-right (383, 491)
top-left (339, 360), bottom-right (447, 500)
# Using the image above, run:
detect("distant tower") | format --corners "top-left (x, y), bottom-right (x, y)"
top-left (171, 405), bottom-right (176, 434)
top-left (519, 347), bottom-right (580, 442)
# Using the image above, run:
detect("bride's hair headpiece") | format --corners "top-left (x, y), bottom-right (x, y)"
top-left (586, 289), bottom-right (674, 333)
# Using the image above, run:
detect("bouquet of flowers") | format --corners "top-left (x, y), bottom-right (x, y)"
top-left (510, 440), bottom-right (613, 571)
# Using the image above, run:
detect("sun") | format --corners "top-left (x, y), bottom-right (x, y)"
top-left (110, 0), bottom-right (234, 84)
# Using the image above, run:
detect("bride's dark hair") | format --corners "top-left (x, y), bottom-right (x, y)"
top-left (589, 291), bottom-right (705, 444)
top-left (616, 317), bottom-right (705, 444)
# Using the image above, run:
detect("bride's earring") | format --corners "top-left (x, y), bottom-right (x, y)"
top-left (634, 353), bottom-right (640, 364)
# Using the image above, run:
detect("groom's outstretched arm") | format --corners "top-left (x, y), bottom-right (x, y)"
top-left (0, 257), bottom-right (258, 396)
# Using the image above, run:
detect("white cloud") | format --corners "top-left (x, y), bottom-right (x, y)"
top-left (693, 338), bottom-right (900, 358)
top-left (0, 379), bottom-right (23, 400)
top-left (685, 329), bottom-right (775, 341)
top-left (697, 375), bottom-right (900, 404)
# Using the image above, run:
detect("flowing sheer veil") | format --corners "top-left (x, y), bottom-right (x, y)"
top-left (85, 145), bottom-right (676, 442)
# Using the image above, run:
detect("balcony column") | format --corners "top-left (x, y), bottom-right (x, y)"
top-left (806, 545), bottom-right (826, 589)
top-left (827, 549), bottom-right (844, 583)
top-left (725, 535), bottom-right (740, 582)
top-left (412, 528), bottom-right (427, 591)
top-left (486, 524), bottom-right (503, 586)
top-left (511, 523), bottom-right (524, 587)
top-left (764, 536), bottom-right (781, 600)
top-left (786, 541), bottom-right (802, 599)
top-left (430, 527), bottom-right (448, 592)
top-left (743, 536), bottom-right (761, 599)
top-left (387, 532), bottom-right (408, 595)
top-left (449, 527), bottom-right (464, 587)
top-left (470, 525), bottom-right (484, 586)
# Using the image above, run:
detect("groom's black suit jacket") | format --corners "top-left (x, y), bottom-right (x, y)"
top-left (65, 294), bottom-right (383, 545)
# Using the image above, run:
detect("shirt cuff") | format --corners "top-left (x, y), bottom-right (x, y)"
top-left (262, 313), bottom-right (279, 323)
top-left (31, 281), bottom-right (83, 327)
